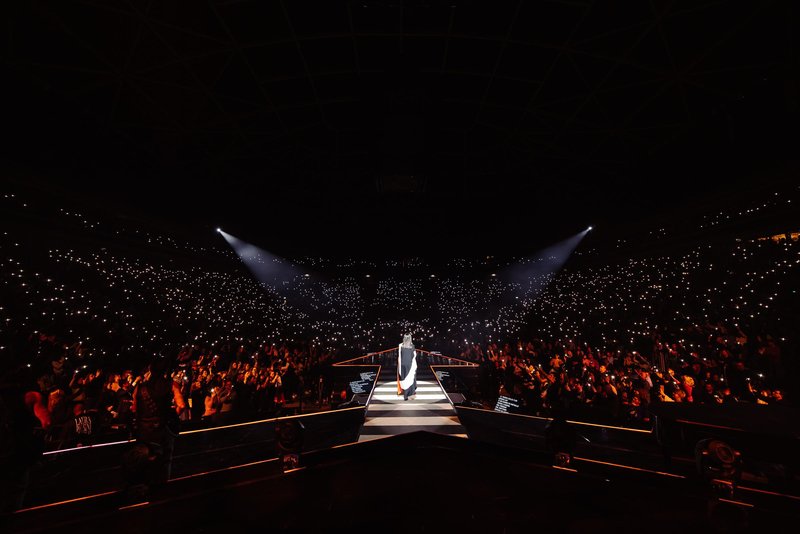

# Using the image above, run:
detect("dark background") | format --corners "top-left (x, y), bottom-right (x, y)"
top-left (3, 0), bottom-right (798, 256)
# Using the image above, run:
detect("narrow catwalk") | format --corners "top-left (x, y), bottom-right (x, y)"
top-left (358, 353), bottom-right (467, 442)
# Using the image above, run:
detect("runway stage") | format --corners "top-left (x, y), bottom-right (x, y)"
top-left (357, 349), bottom-right (467, 441)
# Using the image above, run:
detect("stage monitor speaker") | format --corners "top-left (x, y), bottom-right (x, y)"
top-left (352, 393), bottom-right (370, 405)
top-left (448, 393), bottom-right (466, 404)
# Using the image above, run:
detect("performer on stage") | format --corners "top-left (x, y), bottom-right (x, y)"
top-left (398, 333), bottom-right (418, 401)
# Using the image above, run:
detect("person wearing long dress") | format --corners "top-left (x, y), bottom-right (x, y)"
top-left (398, 334), bottom-right (417, 401)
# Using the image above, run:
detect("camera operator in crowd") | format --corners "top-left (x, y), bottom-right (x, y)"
top-left (123, 357), bottom-right (185, 499)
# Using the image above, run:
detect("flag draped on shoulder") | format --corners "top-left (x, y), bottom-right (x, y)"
top-left (398, 344), bottom-right (417, 391)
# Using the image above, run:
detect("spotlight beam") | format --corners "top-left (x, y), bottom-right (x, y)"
top-left (217, 230), bottom-right (299, 288)
top-left (499, 228), bottom-right (592, 307)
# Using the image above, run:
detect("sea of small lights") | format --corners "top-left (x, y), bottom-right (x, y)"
top-left (1, 188), bottom-right (797, 391)
top-left (701, 191), bottom-right (794, 229)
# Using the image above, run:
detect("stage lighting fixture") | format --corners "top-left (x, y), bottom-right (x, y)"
top-left (216, 227), bottom-right (222, 233)
top-left (587, 226), bottom-right (593, 231)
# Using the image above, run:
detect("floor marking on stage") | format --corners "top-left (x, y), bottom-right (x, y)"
top-left (359, 356), bottom-right (467, 442)
top-left (372, 386), bottom-right (446, 396)
top-left (372, 393), bottom-right (447, 401)
top-left (363, 415), bottom-right (462, 426)
top-left (366, 403), bottom-right (451, 410)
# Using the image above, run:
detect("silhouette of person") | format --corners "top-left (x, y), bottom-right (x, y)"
top-left (125, 358), bottom-right (185, 498)
top-left (398, 334), bottom-right (418, 401)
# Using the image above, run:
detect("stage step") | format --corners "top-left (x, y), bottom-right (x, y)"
top-left (359, 354), bottom-right (468, 442)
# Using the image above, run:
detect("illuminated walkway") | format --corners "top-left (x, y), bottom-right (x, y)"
top-left (358, 357), bottom-right (467, 442)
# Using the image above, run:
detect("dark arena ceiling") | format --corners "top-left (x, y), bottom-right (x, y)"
top-left (4, 0), bottom-right (798, 255)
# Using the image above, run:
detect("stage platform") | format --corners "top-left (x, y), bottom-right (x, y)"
top-left (12, 431), bottom-right (797, 533)
top-left (357, 349), bottom-right (468, 441)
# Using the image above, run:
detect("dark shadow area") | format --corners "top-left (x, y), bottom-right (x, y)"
top-left (7, 432), bottom-right (799, 533)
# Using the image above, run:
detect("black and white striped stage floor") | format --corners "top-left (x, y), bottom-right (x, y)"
top-left (358, 365), bottom-right (468, 442)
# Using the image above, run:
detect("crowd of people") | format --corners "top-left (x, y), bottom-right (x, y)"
top-left (1, 185), bottom-right (797, 459)
top-left (462, 326), bottom-right (786, 426)
top-left (10, 336), bottom-right (339, 452)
